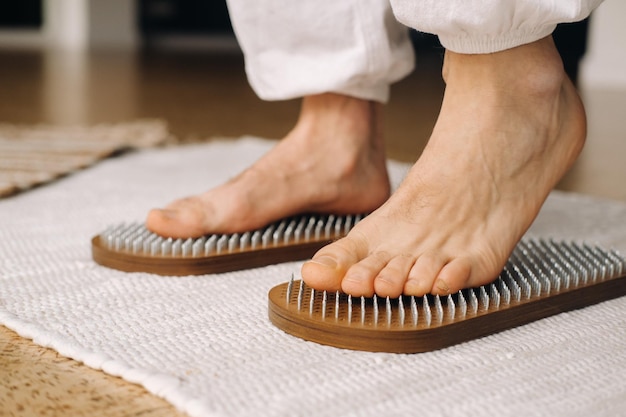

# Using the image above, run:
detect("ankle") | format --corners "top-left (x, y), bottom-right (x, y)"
top-left (442, 36), bottom-right (567, 99)
top-left (297, 94), bottom-right (380, 135)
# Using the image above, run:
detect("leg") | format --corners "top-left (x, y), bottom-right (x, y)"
top-left (146, 0), bottom-right (415, 238)
top-left (302, 35), bottom-right (587, 297)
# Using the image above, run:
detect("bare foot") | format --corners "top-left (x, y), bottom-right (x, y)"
top-left (301, 36), bottom-right (586, 297)
top-left (146, 93), bottom-right (391, 238)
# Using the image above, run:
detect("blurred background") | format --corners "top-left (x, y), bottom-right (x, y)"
top-left (0, 0), bottom-right (624, 198)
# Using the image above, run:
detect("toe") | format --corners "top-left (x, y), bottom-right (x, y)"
top-left (145, 197), bottom-right (210, 238)
top-left (342, 251), bottom-right (392, 297)
top-left (145, 208), bottom-right (183, 237)
top-left (404, 252), bottom-right (447, 296)
top-left (431, 257), bottom-right (472, 295)
top-left (373, 254), bottom-right (415, 298)
top-left (301, 236), bottom-right (366, 292)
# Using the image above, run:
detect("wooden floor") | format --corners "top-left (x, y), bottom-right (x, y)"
top-left (0, 47), bottom-right (444, 161)
top-left (1, 46), bottom-right (625, 416)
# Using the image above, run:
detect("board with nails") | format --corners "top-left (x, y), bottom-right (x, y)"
top-left (268, 239), bottom-right (626, 353)
top-left (91, 214), bottom-right (364, 275)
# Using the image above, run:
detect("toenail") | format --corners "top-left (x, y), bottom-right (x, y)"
top-left (159, 209), bottom-right (178, 219)
top-left (310, 256), bottom-right (337, 269)
top-left (435, 279), bottom-right (450, 293)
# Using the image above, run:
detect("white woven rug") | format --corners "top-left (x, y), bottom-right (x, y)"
top-left (1, 137), bottom-right (625, 417)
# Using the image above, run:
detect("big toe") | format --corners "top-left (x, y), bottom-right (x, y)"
top-left (301, 237), bottom-right (364, 292)
top-left (145, 198), bottom-right (210, 238)
top-left (301, 255), bottom-right (344, 292)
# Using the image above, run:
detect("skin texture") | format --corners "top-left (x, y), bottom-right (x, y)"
top-left (146, 93), bottom-right (390, 238)
top-left (147, 35), bottom-right (586, 297)
top-left (301, 36), bottom-right (586, 297)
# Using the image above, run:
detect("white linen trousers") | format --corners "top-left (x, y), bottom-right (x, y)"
top-left (225, 0), bottom-right (603, 103)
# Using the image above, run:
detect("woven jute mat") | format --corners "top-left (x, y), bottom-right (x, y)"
top-left (0, 119), bottom-right (171, 198)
